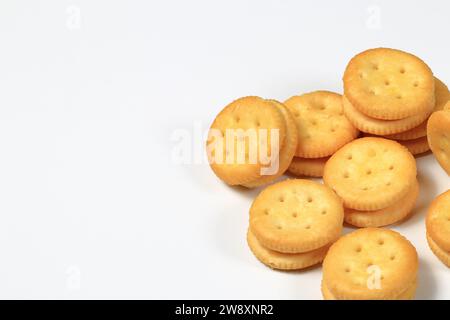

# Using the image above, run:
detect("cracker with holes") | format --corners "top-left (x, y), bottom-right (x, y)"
top-left (426, 190), bottom-right (450, 267)
top-left (242, 100), bottom-right (298, 188)
top-left (362, 77), bottom-right (449, 157)
top-left (323, 137), bottom-right (417, 211)
top-left (206, 96), bottom-right (297, 187)
top-left (322, 228), bottom-right (418, 300)
top-left (384, 77), bottom-right (449, 141)
top-left (287, 156), bottom-right (329, 178)
top-left (284, 91), bottom-right (359, 158)
top-left (345, 179), bottom-right (419, 228)
top-left (427, 109), bottom-right (450, 175)
top-left (344, 48), bottom-right (435, 120)
top-left (248, 179), bottom-right (343, 270)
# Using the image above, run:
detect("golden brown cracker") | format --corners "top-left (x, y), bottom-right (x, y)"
top-left (242, 100), bottom-right (298, 188)
top-left (284, 91), bottom-right (359, 158)
top-left (322, 228), bottom-right (418, 300)
top-left (249, 179), bottom-right (344, 253)
top-left (344, 48), bottom-right (435, 120)
top-left (207, 96), bottom-right (287, 186)
top-left (384, 77), bottom-right (449, 141)
top-left (323, 137), bottom-right (417, 211)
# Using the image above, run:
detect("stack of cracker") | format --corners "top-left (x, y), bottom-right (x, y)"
top-left (205, 46), bottom-right (450, 299)
top-left (323, 137), bottom-right (419, 227)
top-left (342, 48), bottom-right (449, 156)
top-left (284, 91), bottom-right (359, 178)
top-left (206, 97), bottom-right (298, 188)
top-left (322, 228), bottom-right (418, 300)
top-left (247, 179), bottom-right (343, 270)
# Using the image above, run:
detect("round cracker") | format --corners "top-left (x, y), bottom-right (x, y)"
top-left (287, 156), bottom-right (329, 178)
top-left (207, 96), bottom-right (287, 185)
top-left (322, 228), bottom-right (418, 300)
top-left (323, 137), bottom-right (417, 211)
top-left (284, 91), bottom-right (359, 158)
top-left (426, 190), bottom-right (450, 252)
top-left (384, 77), bottom-right (449, 140)
top-left (247, 229), bottom-right (331, 270)
top-left (249, 179), bottom-right (344, 253)
top-left (397, 136), bottom-right (429, 156)
top-left (426, 233), bottom-right (450, 268)
top-left (242, 100), bottom-right (298, 188)
top-left (427, 110), bottom-right (450, 175)
top-left (345, 179), bottom-right (419, 227)
top-left (343, 48), bottom-right (435, 120)
top-left (342, 95), bottom-right (431, 135)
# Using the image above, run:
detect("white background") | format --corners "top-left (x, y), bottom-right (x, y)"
top-left (0, 0), bottom-right (448, 299)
